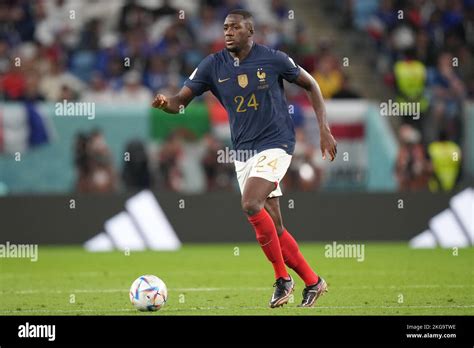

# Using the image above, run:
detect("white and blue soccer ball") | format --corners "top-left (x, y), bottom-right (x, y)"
top-left (129, 275), bottom-right (168, 311)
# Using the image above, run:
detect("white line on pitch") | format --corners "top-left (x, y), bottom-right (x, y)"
top-left (0, 304), bottom-right (473, 315)
top-left (1, 284), bottom-right (473, 295)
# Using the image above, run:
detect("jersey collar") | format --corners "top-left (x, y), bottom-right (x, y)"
top-left (226, 42), bottom-right (256, 64)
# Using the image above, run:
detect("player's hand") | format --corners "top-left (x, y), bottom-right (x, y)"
top-left (152, 94), bottom-right (168, 109)
top-left (320, 126), bottom-right (337, 161)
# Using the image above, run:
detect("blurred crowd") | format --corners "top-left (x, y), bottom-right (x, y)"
top-left (0, 0), bottom-right (359, 102)
top-left (1, 0), bottom-right (352, 103)
top-left (1, 0), bottom-right (353, 193)
top-left (1, 0), bottom-right (470, 193)
top-left (332, 0), bottom-right (472, 191)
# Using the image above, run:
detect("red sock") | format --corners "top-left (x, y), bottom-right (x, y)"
top-left (248, 209), bottom-right (289, 280)
top-left (279, 229), bottom-right (319, 286)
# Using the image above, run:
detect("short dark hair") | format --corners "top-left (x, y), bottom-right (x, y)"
top-left (227, 9), bottom-right (253, 20)
top-left (227, 9), bottom-right (254, 34)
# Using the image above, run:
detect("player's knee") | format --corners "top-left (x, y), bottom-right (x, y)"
top-left (241, 199), bottom-right (264, 216)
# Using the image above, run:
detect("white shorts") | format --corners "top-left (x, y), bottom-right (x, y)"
top-left (234, 148), bottom-right (292, 198)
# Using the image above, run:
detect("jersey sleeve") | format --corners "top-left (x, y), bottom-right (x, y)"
top-left (275, 50), bottom-right (301, 83)
top-left (184, 55), bottom-right (214, 96)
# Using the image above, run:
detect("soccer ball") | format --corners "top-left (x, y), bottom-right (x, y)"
top-left (129, 275), bottom-right (168, 311)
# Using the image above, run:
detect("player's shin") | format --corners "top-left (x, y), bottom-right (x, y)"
top-left (247, 208), bottom-right (289, 280)
top-left (279, 229), bottom-right (319, 286)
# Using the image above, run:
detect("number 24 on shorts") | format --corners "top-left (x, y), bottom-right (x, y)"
top-left (256, 155), bottom-right (278, 172)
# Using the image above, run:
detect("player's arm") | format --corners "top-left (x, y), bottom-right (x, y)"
top-left (152, 86), bottom-right (195, 114)
top-left (153, 55), bottom-right (213, 113)
top-left (294, 67), bottom-right (337, 161)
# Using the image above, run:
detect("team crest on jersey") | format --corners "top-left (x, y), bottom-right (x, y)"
top-left (237, 74), bottom-right (248, 88)
top-left (257, 68), bottom-right (266, 82)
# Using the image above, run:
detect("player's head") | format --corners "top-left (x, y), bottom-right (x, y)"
top-left (224, 9), bottom-right (254, 53)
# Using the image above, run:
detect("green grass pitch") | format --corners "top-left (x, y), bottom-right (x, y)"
top-left (0, 243), bottom-right (473, 315)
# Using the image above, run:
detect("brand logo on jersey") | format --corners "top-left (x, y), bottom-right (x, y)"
top-left (237, 74), bottom-right (248, 88)
top-left (257, 68), bottom-right (266, 82)
top-left (218, 77), bottom-right (230, 83)
top-left (189, 68), bottom-right (198, 80)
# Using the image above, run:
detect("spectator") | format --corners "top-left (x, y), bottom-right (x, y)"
top-left (104, 56), bottom-right (125, 91)
top-left (283, 98), bottom-right (321, 191)
top-left (144, 55), bottom-right (170, 92)
top-left (116, 70), bottom-right (153, 104)
top-left (256, 19), bottom-right (282, 49)
top-left (393, 48), bottom-right (428, 129)
top-left (426, 51), bottom-right (465, 143)
top-left (77, 18), bottom-right (102, 51)
top-left (271, 0), bottom-right (289, 20)
top-left (366, 0), bottom-right (397, 45)
top-left (153, 0), bottom-right (179, 19)
top-left (0, 38), bottom-right (10, 74)
top-left (395, 125), bottom-right (431, 191)
top-left (34, 0), bottom-right (82, 48)
top-left (191, 6), bottom-right (222, 47)
top-left (58, 84), bottom-right (79, 101)
top-left (74, 131), bottom-right (89, 180)
top-left (201, 134), bottom-right (234, 191)
top-left (39, 59), bottom-right (85, 101)
top-left (414, 29), bottom-right (437, 67)
top-left (75, 129), bottom-right (118, 193)
top-left (118, 0), bottom-right (153, 32)
top-left (290, 27), bottom-right (318, 73)
top-left (122, 139), bottom-right (151, 191)
top-left (23, 71), bottom-right (45, 102)
top-left (81, 71), bottom-right (115, 103)
top-left (332, 74), bottom-right (361, 99)
top-left (427, 130), bottom-right (462, 192)
top-left (284, 128), bottom-right (321, 191)
top-left (1, 61), bottom-right (26, 100)
top-left (117, 27), bottom-right (151, 71)
top-left (157, 131), bottom-right (184, 191)
top-left (312, 54), bottom-right (343, 99)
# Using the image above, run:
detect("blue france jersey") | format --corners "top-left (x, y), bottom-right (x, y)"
top-left (184, 43), bottom-right (300, 156)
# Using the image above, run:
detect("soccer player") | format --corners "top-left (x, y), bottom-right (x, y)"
top-left (152, 9), bottom-right (337, 308)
